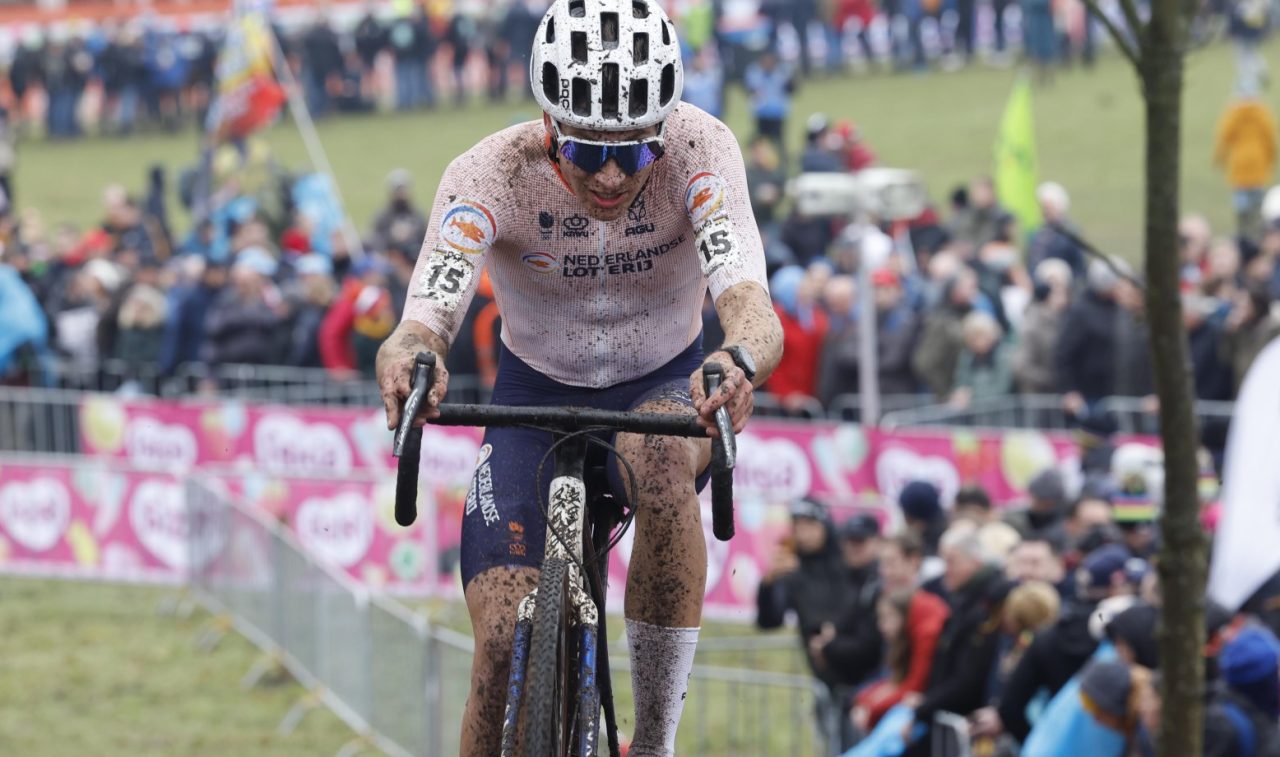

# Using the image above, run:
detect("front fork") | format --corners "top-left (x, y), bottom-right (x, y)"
top-left (499, 435), bottom-right (602, 756)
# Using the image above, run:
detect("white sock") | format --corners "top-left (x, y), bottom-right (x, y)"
top-left (626, 618), bottom-right (699, 757)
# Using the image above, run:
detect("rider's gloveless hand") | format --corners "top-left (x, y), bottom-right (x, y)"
top-left (376, 330), bottom-right (450, 430)
top-left (689, 352), bottom-right (754, 437)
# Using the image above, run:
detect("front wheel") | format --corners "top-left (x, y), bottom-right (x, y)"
top-left (523, 557), bottom-right (577, 756)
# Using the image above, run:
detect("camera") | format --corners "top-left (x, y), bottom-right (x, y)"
top-left (788, 169), bottom-right (928, 222)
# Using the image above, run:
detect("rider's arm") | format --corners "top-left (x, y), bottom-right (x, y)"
top-left (676, 116), bottom-right (782, 385)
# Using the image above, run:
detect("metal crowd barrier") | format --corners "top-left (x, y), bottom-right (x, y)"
top-left (880, 393), bottom-right (1237, 435)
top-left (185, 477), bottom-right (836, 756)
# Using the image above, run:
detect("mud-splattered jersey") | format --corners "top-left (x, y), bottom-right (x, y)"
top-left (401, 103), bottom-right (768, 389)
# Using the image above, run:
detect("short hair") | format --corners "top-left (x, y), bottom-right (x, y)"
top-left (1019, 534), bottom-right (1066, 557)
top-left (1033, 258), bottom-right (1073, 289)
top-left (954, 486), bottom-right (993, 511)
top-left (884, 533), bottom-right (925, 561)
top-left (1036, 182), bottom-right (1070, 215)
top-left (940, 524), bottom-right (995, 566)
top-left (962, 311), bottom-right (1003, 343)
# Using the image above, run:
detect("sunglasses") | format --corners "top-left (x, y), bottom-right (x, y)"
top-left (552, 121), bottom-right (666, 176)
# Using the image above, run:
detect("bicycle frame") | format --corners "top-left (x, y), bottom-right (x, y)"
top-left (499, 434), bottom-right (601, 757)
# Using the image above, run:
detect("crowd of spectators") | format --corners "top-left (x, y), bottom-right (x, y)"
top-left (3, 0), bottom-right (1267, 141)
top-left (757, 452), bottom-right (1280, 755)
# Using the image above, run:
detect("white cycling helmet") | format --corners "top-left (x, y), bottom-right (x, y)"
top-left (530, 0), bottom-right (684, 131)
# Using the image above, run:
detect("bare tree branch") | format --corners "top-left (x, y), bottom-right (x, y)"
top-left (1116, 0), bottom-right (1148, 53)
top-left (1082, 0), bottom-right (1143, 69)
top-left (1047, 222), bottom-right (1148, 291)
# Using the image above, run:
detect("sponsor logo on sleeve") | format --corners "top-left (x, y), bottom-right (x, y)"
top-left (686, 172), bottom-right (728, 228)
top-left (440, 200), bottom-right (497, 254)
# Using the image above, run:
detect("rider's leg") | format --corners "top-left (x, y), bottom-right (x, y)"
top-left (461, 567), bottom-right (539, 757)
top-left (616, 396), bottom-right (713, 756)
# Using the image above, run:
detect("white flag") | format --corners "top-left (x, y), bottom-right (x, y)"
top-left (1208, 336), bottom-right (1280, 610)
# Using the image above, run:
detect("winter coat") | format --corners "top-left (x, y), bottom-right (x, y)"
top-left (1013, 302), bottom-right (1063, 394)
top-left (1026, 221), bottom-right (1086, 279)
top-left (1225, 313), bottom-right (1280, 392)
top-left (1215, 99), bottom-right (1278, 190)
top-left (817, 314), bottom-right (859, 405)
top-left (855, 590), bottom-right (951, 727)
top-left (202, 289), bottom-right (285, 366)
top-left (159, 283), bottom-right (220, 374)
top-left (912, 303), bottom-right (969, 398)
top-left (953, 340), bottom-right (1014, 401)
top-left (1188, 314), bottom-right (1235, 401)
top-left (879, 305), bottom-right (922, 395)
top-left (1204, 687), bottom-right (1280, 757)
top-left (911, 568), bottom-right (1014, 730)
top-left (768, 304), bottom-right (829, 401)
top-left (821, 562), bottom-right (884, 688)
top-left (1055, 291), bottom-right (1120, 401)
top-left (997, 600), bottom-right (1102, 742)
top-left (756, 526), bottom-right (852, 681)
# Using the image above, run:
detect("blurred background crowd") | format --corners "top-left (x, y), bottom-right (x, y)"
top-left (760, 458), bottom-right (1280, 755)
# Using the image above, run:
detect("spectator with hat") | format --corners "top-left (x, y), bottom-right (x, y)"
top-left (800, 114), bottom-right (846, 173)
top-left (989, 544), bottom-right (1145, 743)
top-left (369, 169), bottom-right (428, 256)
top-left (898, 480), bottom-right (947, 561)
top-left (1003, 467), bottom-right (1070, 543)
top-left (1205, 625), bottom-right (1280, 756)
top-left (767, 266), bottom-right (829, 411)
top-left (813, 515), bottom-right (885, 694)
top-left (871, 267), bottom-right (922, 396)
top-left (202, 247), bottom-right (286, 368)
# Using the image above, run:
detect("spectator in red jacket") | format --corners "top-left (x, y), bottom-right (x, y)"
top-left (767, 265), bottom-right (829, 412)
top-left (318, 254), bottom-right (395, 378)
top-left (852, 534), bottom-right (950, 731)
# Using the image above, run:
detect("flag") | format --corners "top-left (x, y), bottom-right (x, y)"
top-left (1208, 336), bottom-right (1280, 611)
top-left (994, 77), bottom-right (1043, 234)
top-left (206, 7), bottom-right (285, 142)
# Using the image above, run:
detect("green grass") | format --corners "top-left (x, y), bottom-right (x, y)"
top-left (0, 577), bottom-right (356, 756)
top-left (14, 42), bottom-right (1260, 260)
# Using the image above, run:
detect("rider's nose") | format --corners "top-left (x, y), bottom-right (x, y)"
top-left (595, 160), bottom-right (627, 189)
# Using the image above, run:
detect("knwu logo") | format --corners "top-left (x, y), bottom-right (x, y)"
top-left (562, 215), bottom-right (591, 239)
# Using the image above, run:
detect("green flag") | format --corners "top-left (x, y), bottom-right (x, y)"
top-left (994, 77), bottom-right (1043, 234)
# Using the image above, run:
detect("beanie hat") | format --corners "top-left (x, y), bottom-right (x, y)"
top-left (899, 481), bottom-right (943, 523)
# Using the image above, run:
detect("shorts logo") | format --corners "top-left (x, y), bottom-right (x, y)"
top-left (686, 172), bottom-right (728, 227)
top-left (562, 214), bottom-right (591, 238)
top-left (440, 200), bottom-right (497, 254)
top-left (538, 211), bottom-right (555, 240)
top-left (465, 450), bottom-right (499, 526)
top-left (522, 252), bottom-right (560, 273)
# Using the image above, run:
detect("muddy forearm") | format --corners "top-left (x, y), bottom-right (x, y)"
top-left (712, 281), bottom-right (783, 387)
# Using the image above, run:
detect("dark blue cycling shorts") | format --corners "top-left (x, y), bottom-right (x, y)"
top-left (459, 338), bottom-right (710, 588)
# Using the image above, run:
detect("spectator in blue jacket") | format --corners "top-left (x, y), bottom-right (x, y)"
top-left (744, 51), bottom-right (796, 143)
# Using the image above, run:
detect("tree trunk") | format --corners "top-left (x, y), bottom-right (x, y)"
top-left (1141, 2), bottom-right (1207, 753)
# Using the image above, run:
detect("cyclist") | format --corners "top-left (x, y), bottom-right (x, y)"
top-left (376, 1), bottom-right (782, 753)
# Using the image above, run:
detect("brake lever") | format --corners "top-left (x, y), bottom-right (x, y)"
top-left (393, 352), bottom-right (436, 457)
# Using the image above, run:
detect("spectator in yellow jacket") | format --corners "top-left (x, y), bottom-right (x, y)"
top-left (1214, 78), bottom-right (1278, 241)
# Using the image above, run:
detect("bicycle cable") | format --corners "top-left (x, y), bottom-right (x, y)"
top-left (529, 425), bottom-right (641, 578)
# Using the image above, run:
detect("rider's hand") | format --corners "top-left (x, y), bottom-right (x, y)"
top-left (690, 352), bottom-right (754, 437)
top-left (376, 327), bottom-right (450, 430)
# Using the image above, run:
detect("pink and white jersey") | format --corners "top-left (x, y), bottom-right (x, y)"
top-left (401, 103), bottom-right (768, 389)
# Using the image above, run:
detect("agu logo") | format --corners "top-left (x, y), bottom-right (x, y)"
top-left (440, 200), bottom-right (497, 254)
top-left (686, 172), bottom-right (727, 226)
top-left (522, 252), bottom-right (560, 273)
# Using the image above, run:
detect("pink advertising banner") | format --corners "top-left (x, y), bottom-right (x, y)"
top-left (39, 397), bottom-right (1160, 617)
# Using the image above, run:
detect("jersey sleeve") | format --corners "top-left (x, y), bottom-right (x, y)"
top-left (401, 154), bottom-right (505, 346)
top-left (676, 115), bottom-right (769, 301)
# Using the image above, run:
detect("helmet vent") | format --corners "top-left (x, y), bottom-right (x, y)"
top-left (546, 16), bottom-right (555, 43)
top-left (602, 63), bottom-right (619, 119)
top-left (659, 64), bottom-right (675, 106)
top-left (661, 20), bottom-right (670, 45)
top-left (601, 12), bottom-right (619, 49)
top-left (571, 31), bottom-right (588, 63)
top-left (633, 33), bottom-right (648, 64)
top-left (568, 0), bottom-right (585, 18)
top-left (632, 0), bottom-right (649, 19)
top-left (629, 79), bottom-right (648, 119)
top-left (572, 78), bottom-right (592, 118)
top-left (542, 63), bottom-right (559, 105)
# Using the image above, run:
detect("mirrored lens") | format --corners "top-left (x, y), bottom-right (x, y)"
top-left (559, 140), bottom-right (664, 176)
